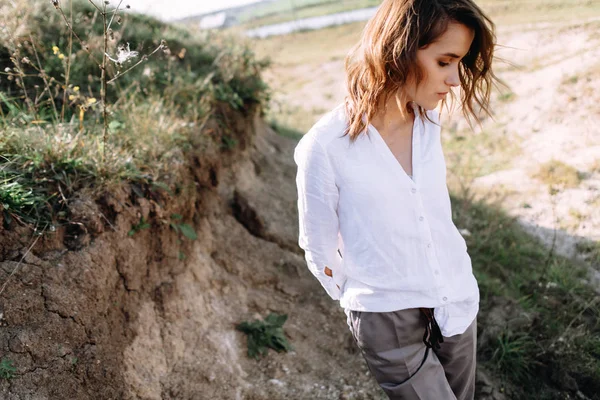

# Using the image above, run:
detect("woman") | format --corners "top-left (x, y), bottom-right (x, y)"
top-left (294, 0), bottom-right (498, 399)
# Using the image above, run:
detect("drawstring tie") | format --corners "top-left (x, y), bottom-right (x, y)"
top-left (419, 308), bottom-right (444, 350)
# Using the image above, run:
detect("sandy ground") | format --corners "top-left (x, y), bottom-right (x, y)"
top-left (463, 18), bottom-right (600, 280)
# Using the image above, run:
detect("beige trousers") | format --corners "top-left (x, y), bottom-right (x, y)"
top-left (348, 308), bottom-right (477, 400)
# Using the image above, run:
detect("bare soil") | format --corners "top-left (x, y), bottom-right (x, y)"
top-left (0, 110), bottom-right (384, 399)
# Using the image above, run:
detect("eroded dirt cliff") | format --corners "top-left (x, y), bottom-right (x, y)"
top-left (0, 109), bottom-right (386, 400)
top-left (0, 105), bottom-right (514, 399)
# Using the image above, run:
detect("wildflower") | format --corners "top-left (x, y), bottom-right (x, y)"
top-left (87, 98), bottom-right (97, 104)
top-left (51, 0), bottom-right (59, 8)
top-left (21, 57), bottom-right (30, 64)
top-left (73, 86), bottom-right (80, 92)
top-left (69, 95), bottom-right (75, 100)
top-left (106, 43), bottom-right (138, 66)
top-left (53, 46), bottom-right (59, 55)
top-left (58, 53), bottom-right (65, 60)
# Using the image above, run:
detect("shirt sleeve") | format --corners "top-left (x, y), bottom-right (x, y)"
top-left (294, 133), bottom-right (344, 300)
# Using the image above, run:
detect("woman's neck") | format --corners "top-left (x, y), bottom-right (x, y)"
top-left (371, 95), bottom-right (415, 137)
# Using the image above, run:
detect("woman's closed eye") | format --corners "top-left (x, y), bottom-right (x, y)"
top-left (438, 61), bottom-right (449, 67)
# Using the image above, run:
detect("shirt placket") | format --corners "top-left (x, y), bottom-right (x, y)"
top-left (411, 122), bottom-right (448, 304)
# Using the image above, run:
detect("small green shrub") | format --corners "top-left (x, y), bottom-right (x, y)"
top-left (0, 357), bottom-right (16, 380)
top-left (128, 217), bottom-right (151, 236)
top-left (169, 214), bottom-right (197, 241)
top-left (236, 313), bottom-right (293, 359)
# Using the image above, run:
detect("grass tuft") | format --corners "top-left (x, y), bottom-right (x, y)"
top-left (532, 159), bottom-right (583, 189)
top-left (0, 0), bottom-right (269, 229)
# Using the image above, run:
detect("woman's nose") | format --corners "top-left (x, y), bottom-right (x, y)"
top-left (446, 68), bottom-right (460, 87)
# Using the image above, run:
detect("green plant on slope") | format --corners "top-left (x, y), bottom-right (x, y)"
top-left (490, 330), bottom-right (538, 383)
top-left (0, 357), bottom-right (16, 380)
top-left (236, 313), bottom-right (293, 359)
top-left (169, 213), bottom-right (197, 241)
top-left (128, 216), bottom-right (151, 236)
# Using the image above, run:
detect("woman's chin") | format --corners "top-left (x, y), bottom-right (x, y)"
top-left (415, 101), bottom-right (437, 111)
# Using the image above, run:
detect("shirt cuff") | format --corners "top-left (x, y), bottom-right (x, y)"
top-left (324, 271), bottom-right (346, 301)
top-left (323, 277), bottom-right (341, 300)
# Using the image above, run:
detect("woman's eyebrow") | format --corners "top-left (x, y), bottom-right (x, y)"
top-left (440, 52), bottom-right (462, 59)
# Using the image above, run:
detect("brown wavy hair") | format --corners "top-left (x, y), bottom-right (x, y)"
top-left (344, 0), bottom-right (499, 141)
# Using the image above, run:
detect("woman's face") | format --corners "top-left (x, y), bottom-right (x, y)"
top-left (405, 22), bottom-right (475, 110)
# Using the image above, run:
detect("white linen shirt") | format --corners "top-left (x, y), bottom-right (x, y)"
top-left (293, 103), bottom-right (479, 337)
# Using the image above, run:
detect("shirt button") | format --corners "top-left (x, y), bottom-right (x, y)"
top-left (411, 188), bottom-right (417, 194)
top-left (434, 270), bottom-right (440, 275)
top-left (427, 243), bottom-right (432, 248)
top-left (419, 216), bottom-right (424, 221)
top-left (442, 297), bottom-right (448, 301)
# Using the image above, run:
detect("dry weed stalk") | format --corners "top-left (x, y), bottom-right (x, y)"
top-left (27, 34), bottom-right (60, 122)
top-left (50, 0), bottom-right (168, 164)
top-left (3, 27), bottom-right (36, 118)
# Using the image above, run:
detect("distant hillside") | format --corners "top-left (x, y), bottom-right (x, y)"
top-left (180, 0), bottom-right (380, 30)
top-left (176, 0), bottom-right (279, 28)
